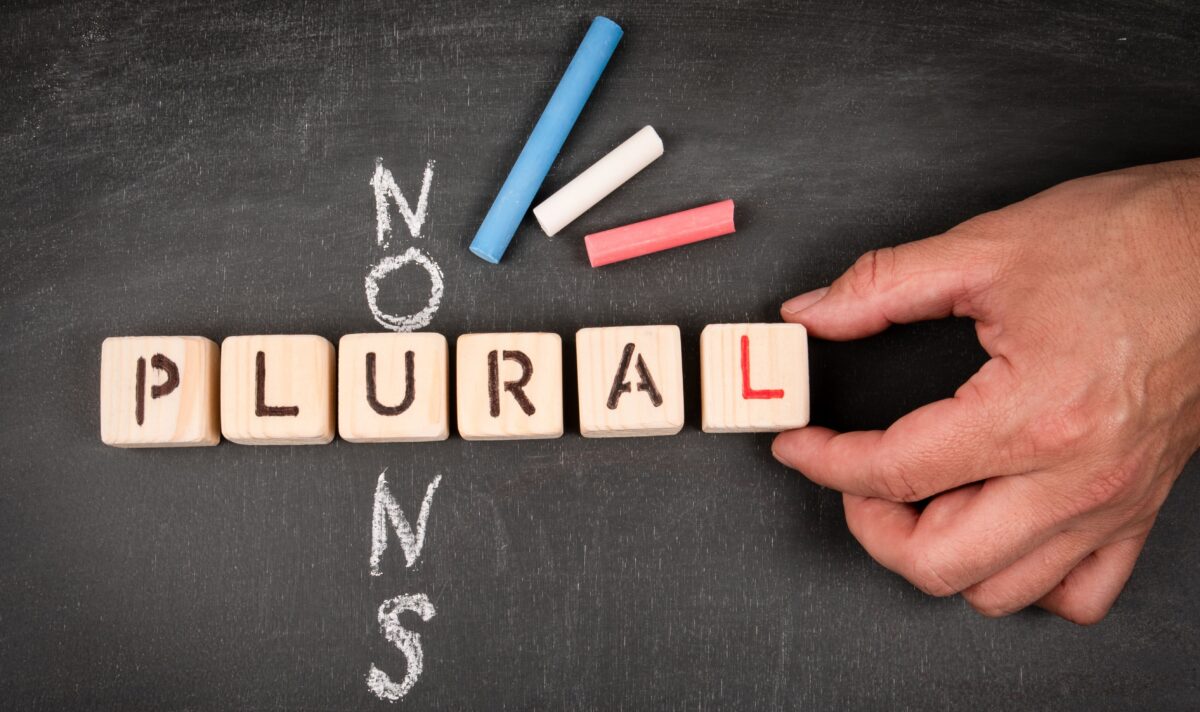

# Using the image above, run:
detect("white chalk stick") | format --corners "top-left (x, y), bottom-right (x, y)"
top-left (533, 125), bottom-right (664, 237)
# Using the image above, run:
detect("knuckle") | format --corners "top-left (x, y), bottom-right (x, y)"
top-left (952, 208), bottom-right (1010, 239)
top-left (907, 550), bottom-right (962, 598)
top-left (1028, 399), bottom-right (1095, 456)
top-left (964, 594), bottom-right (1015, 619)
top-left (1056, 596), bottom-right (1111, 626)
top-left (875, 459), bottom-right (924, 502)
top-left (962, 583), bottom-right (1020, 619)
top-left (844, 248), bottom-right (896, 298)
top-left (960, 583), bottom-right (1008, 614)
top-left (1078, 459), bottom-right (1143, 511)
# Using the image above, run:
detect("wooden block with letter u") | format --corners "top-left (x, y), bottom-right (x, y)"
top-left (100, 336), bottom-right (220, 447)
top-left (456, 332), bottom-right (563, 440)
top-left (576, 325), bottom-right (684, 437)
top-left (700, 323), bottom-right (809, 433)
top-left (220, 335), bottom-right (336, 445)
top-left (338, 332), bottom-right (449, 443)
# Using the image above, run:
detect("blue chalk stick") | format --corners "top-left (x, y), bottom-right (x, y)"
top-left (470, 16), bottom-right (623, 264)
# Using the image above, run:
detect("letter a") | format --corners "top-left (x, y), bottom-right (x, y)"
top-left (606, 343), bottom-right (664, 409)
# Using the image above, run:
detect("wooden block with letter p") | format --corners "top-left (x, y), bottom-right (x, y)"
top-left (456, 332), bottom-right (563, 440)
top-left (220, 335), bottom-right (335, 445)
top-left (576, 325), bottom-right (684, 437)
top-left (338, 332), bottom-right (449, 443)
top-left (100, 336), bottom-right (220, 447)
top-left (700, 323), bottom-right (809, 433)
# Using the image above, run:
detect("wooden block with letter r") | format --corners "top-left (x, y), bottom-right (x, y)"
top-left (100, 336), bottom-right (220, 447)
top-left (700, 323), bottom-right (809, 433)
top-left (338, 332), bottom-right (449, 443)
top-left (220, 335), bottom-right (336, 445)
top-left (575, 325), bottom-right (684, 437)
top-left (456, 332), bottom-right (563, 441)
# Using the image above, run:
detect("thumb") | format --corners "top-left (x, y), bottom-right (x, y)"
top-left (782, 231), bottom-right (999, 341)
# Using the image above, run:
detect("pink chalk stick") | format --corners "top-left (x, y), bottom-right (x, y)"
top-left (584, 199), bottom-right (736, 267)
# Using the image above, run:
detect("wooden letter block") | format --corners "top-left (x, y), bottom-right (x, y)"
top-left (100, 336), bottom-right (220, 447)
top-left (575, 325), bottom-right (684, 438)
top-left (220, 335), bottom-right (335, 445)
top-left (700, 323), bottom-right (809, 433)
top-left (456, 332), bottom-right (563, 440)
top-left (337, 333), bottom-right (449, 443)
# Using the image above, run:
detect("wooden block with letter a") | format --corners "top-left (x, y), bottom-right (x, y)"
top-left (220, 335), bottom-right (336, 445)
top-left (100, 336), bottom-right (220, 447)
top-left (576, 325), bottom-right (684, 437)
top-left (338, 332), bottom-right (449, 443)
top-left (456, 332), bottom-right (563, 441)
top-left (700, 323), bottom-right (809, 433)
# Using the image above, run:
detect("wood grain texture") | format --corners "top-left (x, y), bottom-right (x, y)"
top-left (700, 323), bottom-right (809, 433)
top-left (576, 325), bottom-right (684, 437)
top-left (456, 332), bottom-right (563, 440)
top-left (337, 332), bottom-right (448, 443)
top-left (220, 335), bottom-right (335, 445)
top-left (100, 336), bottom-right (220, 447)
top-left (3, 1), bottom-right (1200, 710)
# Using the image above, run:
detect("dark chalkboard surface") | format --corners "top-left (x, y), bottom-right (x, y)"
top-left (2, 1), bottom-right (1199, 709)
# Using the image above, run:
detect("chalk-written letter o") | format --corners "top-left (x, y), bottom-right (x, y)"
top-left (365, 247), bottom-right (445, 333)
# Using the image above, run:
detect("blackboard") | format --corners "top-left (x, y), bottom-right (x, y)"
top-left (3, 1), bottom-right (1199, 709)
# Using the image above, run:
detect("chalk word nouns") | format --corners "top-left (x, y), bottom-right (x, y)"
top-left (98, 324), bottom-right (809, 447)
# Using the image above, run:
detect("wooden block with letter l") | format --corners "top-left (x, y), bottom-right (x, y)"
top-left (220, 335), bottom-right (335, 445)
top-left (700, 323), bottom-right (809, 433)
top-left (100, 336), bottom-right (220, 447)
top-left (456, 332), bottom-right (563, 440)
top-left (575, 325), bottom-right (684, 437)
top-left (338, 332), bottom-right (449, 443)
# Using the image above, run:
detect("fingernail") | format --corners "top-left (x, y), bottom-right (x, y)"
top-left (782, 286), bottom-right (829, 316)
top-left (770, 436), bottom-right (792, 466)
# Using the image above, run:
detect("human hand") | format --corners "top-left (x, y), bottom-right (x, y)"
top-left (773, 159), bottom-right (1200, 624)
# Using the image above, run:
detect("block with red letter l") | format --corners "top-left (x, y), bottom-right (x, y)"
top-left (700, 323), bottom-right (809, 433)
